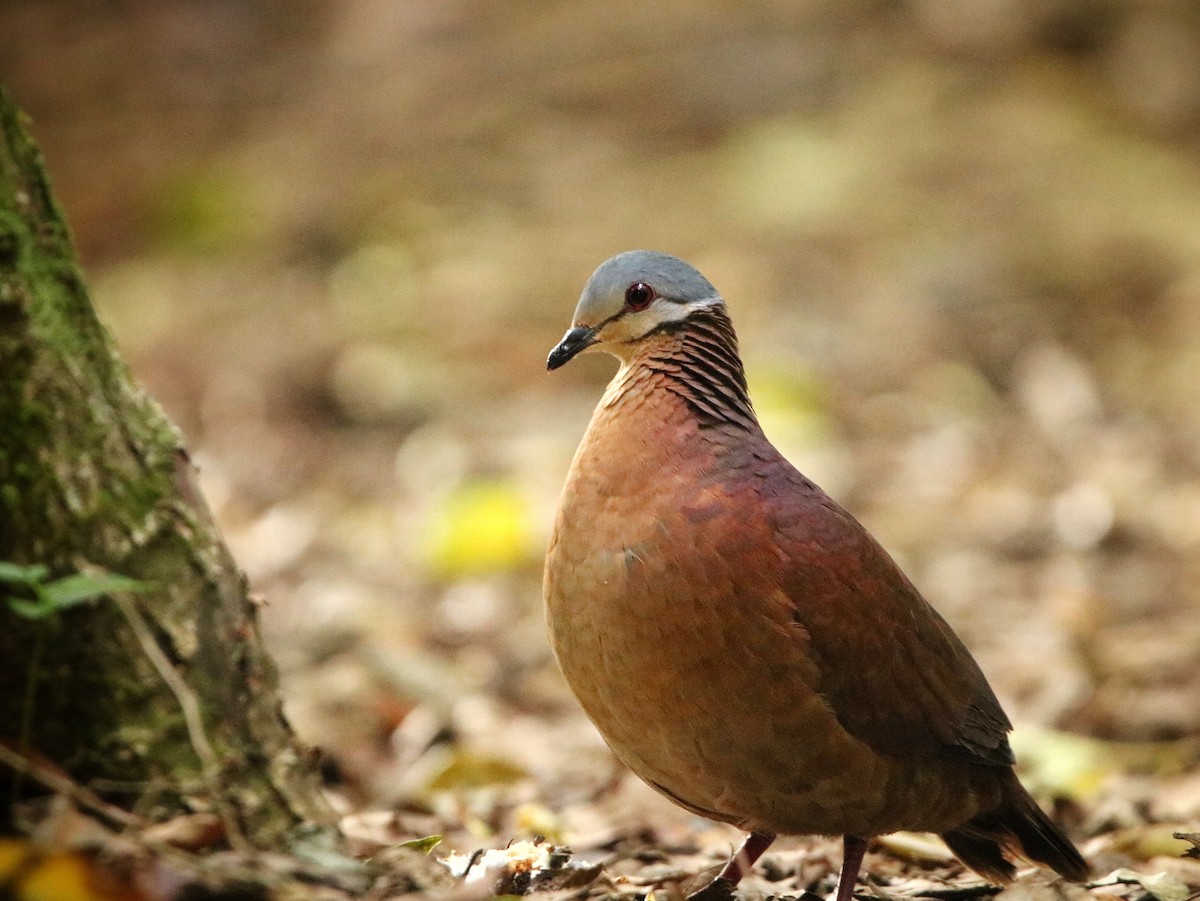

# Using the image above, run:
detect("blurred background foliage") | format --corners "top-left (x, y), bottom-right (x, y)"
top-left (3, 0), bottom-right (1200, 849)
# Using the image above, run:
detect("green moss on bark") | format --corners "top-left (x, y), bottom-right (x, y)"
top-left (0, 86), bottom-right (330, 846)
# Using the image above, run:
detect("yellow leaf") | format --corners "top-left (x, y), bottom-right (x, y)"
top-left (0, 840), bottom-right (144, 901)
top-left (1012, 727), bottom-right (1200, 801)
top-left (0, 838), bottom-right (30, 877)
top-left (512, 803), bottom-right (564, 843)
top-left (20, 854), bottom-right (97, 901)
top-left (422, 747), bottom-right (529, 793)
top-left (422, 481), bottom-right (534, 577)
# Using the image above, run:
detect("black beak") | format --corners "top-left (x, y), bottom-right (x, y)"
top-left (547, 325), bottom-right (597, 371)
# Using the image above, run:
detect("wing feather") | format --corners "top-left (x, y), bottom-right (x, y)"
top-left (767, 468), bottom-right (1013, 768)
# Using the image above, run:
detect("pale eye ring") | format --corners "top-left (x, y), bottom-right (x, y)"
top-left (625, 282), bottom-right (655, 311)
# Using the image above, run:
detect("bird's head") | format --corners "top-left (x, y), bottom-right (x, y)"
top-left (547, 250), bottom-right (724, 370)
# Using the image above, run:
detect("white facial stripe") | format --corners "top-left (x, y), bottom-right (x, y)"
top-left (620, 295), bottom-right (722, 338)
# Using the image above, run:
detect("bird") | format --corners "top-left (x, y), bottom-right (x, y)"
top-left (543, 251), bottom-right (1088, 901)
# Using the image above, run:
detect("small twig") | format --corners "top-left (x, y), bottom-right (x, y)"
top-left (12, 625), bottom-right (46, 804)
top-left (86, 776), bottom-right (206, 794)
top-left (112, 594), bottom-right (219, 770)
top-left (910, 884), bottom-right (1000, 900)
top-left (113, 593), bottom-right (250, 852)
top-left (459, 848), bottom-right (486, 881)
top-left (0, 742), bottom-right (144, 830)
top-left (1175, 832), bottom-right (1200, 860)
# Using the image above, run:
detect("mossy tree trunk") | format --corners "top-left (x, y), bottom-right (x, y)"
top-left (0, 86), bottom-right (331, 845)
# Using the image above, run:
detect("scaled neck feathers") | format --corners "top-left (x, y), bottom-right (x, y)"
top-left (639, 305), bottom-right (758, 431)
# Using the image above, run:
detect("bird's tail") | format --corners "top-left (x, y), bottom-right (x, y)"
top-left (942, 777), bottom-right (1088, 884)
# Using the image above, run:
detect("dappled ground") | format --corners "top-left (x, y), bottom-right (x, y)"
top-left (3, 2), bottom-right (1200, 899)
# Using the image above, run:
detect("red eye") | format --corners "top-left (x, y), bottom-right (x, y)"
top-left (625, 282), bottom-right (655, 311)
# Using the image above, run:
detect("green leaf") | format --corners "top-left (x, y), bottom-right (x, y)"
top-left (398, 835), bottom-right (442, 854)
top-left (0, 562), bottom-right (48, 585)
top-left (42, 573), bottom-right (148, 609)
top-left (2, 566), bottom-right (151, 620)
top-left (6, 597), bottom-right (56, 620)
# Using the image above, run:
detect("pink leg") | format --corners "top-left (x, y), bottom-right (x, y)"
top-left (719, 831), bottom-right (776, 884)
top-left (687, 832), bottom-right (776, 900)
top-left (834, 836), bottom-right (869, 901)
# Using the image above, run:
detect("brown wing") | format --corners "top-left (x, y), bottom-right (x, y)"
top-left (768, 467), bottom-right (1014, 768)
